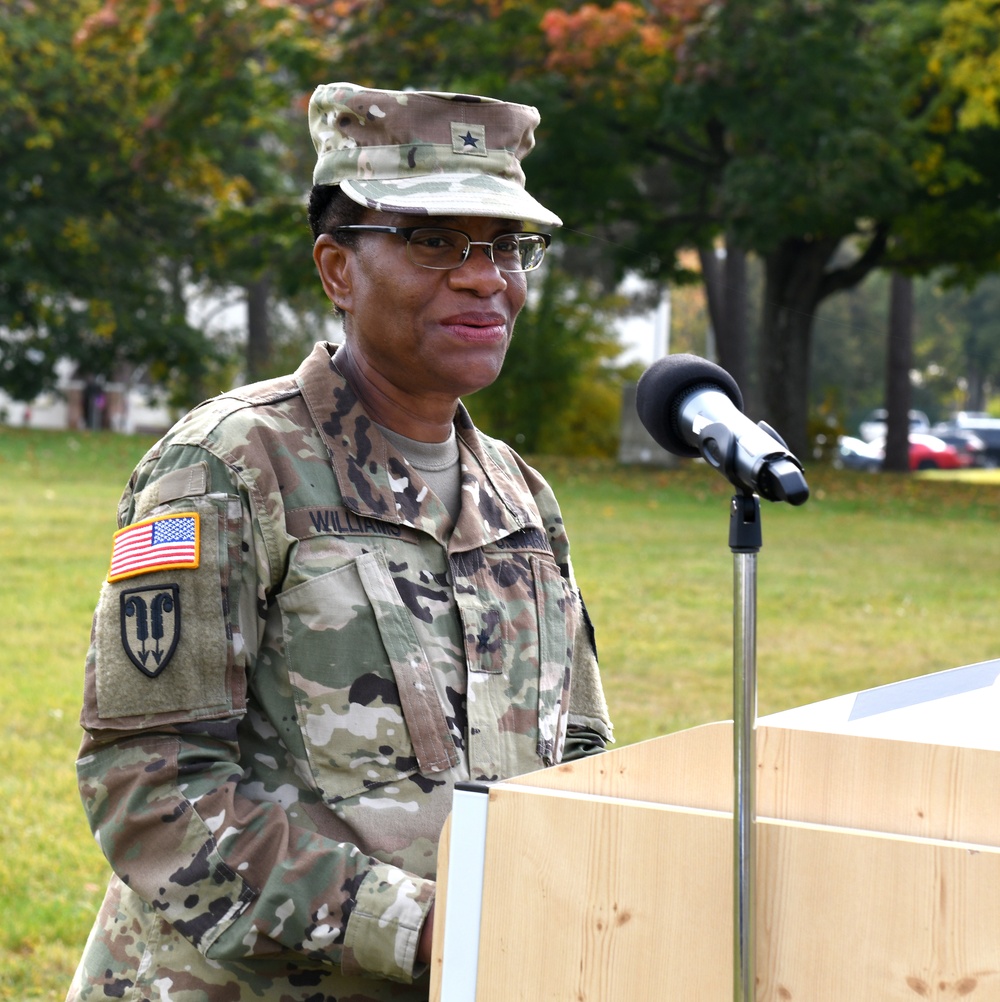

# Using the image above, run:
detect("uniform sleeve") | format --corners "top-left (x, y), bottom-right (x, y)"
top-left (564, 592), bottom-right (614, 760)
top-left (76, 444), bottom-right (432, 983)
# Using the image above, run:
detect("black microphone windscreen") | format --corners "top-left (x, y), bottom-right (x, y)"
top-left (635, 354), bottom-right (744, 457)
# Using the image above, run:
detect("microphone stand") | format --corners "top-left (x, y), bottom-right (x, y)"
top-left (729, 490), bottom-right (761, 1002)
top-left (697, 421), bottom-right (807, 1002)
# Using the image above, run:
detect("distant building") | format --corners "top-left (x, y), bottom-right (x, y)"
top-left (0, 360), bottom-right (172, 435)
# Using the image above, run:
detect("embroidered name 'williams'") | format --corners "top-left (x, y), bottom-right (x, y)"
top-left (309, 508), bottom-right (403, 536)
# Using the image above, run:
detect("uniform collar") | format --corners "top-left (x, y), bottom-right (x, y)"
top-left (296, 342), bottom-right (533, 547)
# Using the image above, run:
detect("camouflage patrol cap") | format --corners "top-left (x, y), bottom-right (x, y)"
top-left (308, 82), bottom-right (562, 228)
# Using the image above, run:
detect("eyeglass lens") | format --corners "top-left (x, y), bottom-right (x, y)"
top-left (406, 229), bottom-right (546, 272)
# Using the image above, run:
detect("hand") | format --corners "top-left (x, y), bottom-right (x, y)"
top-left (417, 903), bottom-right (435, 965)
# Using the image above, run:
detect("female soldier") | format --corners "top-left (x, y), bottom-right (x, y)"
top-left (69, 82), bottom-right (612, 1001)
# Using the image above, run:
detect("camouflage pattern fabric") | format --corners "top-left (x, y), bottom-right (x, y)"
top-left (68, 341), bottom-right (612, 1001)
top-left (308, 82), bottom-right (562, 228)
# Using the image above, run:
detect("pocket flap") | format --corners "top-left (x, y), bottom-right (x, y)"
top-left (356, 550), bottom-right (461, 775)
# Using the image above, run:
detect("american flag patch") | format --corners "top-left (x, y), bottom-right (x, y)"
top-left (107, 512), bottom-right (200, 583)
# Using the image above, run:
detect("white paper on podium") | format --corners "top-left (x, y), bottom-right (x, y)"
top-left (760, 657), bottom-right (1000, 750)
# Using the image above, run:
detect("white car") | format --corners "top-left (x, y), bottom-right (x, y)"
top-left (858, 408), bottom-right (930, 442)
top-left (836, 436), bottom-right (883, 472)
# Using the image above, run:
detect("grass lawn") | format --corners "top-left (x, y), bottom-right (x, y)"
top-left (2, 428), bottom-right (999, 999)
top-left (550, 457), bottom-right (1000, 739)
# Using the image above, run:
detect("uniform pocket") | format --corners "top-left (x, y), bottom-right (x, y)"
top-left (278, 549), bottom-right (457, 803)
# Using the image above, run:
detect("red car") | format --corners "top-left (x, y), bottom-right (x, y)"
top-left (872, 433), bottom-right (963, 470)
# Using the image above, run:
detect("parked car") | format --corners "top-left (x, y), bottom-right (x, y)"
top-left (948, 414), bottom-right (1000, 465)
top-left (858, 408), bottom-right (930, 443)
top-left (835, 436), bottom-right (883, 472)
top-left (869, 433), bottom-right (963, 471)
top-left (929, 424), bottom-right (992, 467)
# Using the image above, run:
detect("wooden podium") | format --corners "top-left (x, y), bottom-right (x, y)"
top-left (429, 659), bottom-right (1000, 1001)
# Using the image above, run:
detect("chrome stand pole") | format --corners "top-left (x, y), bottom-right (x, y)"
top-left (730, 492), bottom-right (761, 1002)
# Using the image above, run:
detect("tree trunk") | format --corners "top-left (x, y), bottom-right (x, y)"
top-left (966, 363), bottom-right (985, 412)
top-left (699, 240), bottom-right (750, 406)
top-left (883, 272), bottom-right (913, 473)
top-left (246, 275), bottom-right (271, 383)
top-left (757, 237), bottom-right (838, 460)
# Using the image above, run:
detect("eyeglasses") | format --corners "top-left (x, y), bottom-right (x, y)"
top-left (331, 225), bottom-right (551, 273)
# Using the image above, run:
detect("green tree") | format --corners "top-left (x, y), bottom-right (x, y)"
top-left (1, 0), bottom-right (205, 403)
top-left (810, 269), bottom-right (890, 432)
top-left (552, 0), bottom-right (1000, 458)
top-left (0, 0), bottom-right (325, 407)
top-left (929, 0), bottom-right (1000, 130)
top-left (912, 272), bottom-right (1000, 411)
top-left (872, 0), bottom-right (1000, 463)
top-left (535, 0), bottom-right (951, 458)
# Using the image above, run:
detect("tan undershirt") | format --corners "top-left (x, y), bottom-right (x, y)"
top-left (377, 423), bottom-right (462, 522)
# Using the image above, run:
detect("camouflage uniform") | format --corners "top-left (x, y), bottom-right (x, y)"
top-left (69, 341), bottom-right (612, 1001)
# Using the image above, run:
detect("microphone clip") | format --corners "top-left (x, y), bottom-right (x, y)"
top-left (699, 422), bottom-right (809, 506)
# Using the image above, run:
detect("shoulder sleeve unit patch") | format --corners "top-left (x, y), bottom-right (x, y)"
top-left (108, 512), bottom-right (201, 583)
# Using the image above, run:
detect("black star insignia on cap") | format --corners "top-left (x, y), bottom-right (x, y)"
top-left (460, 131), bottom-right (479, 148)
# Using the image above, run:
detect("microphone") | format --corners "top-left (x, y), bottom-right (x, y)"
top-left (635, 354), bottom-right (809, 506)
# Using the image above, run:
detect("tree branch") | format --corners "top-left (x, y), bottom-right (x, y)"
top-left (819, 222), bottom-right (890, 298)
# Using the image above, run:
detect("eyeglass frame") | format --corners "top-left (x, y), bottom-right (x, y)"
top-left (329, 225), bottom-right (552, 273)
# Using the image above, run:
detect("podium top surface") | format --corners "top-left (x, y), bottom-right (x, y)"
top-left (760, 657), bottom-right (1000, 750)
